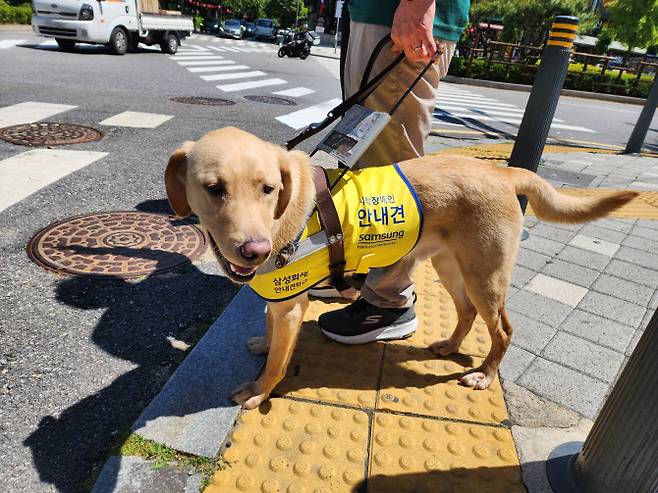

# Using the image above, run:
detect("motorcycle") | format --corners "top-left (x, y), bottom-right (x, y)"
top-left (278, 32), bottom-right (312, 60)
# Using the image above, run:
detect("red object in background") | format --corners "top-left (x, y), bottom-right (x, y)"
top-left (319, 0), bottom-right (325, 15)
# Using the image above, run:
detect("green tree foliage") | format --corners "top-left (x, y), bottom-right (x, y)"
top-left (602, 0), bottom-right (658, 52)
top-left (265, 0), bottom-right (308, 27)
top-left (471, 0), bottom-right (598, 45)
top-left (221, 0), bottom-right (267, 19)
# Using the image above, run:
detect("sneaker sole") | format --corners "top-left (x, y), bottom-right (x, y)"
top-left (320, 318), bottom-right (418, 344)
top-left (308, 287), bottom-right (344, 299)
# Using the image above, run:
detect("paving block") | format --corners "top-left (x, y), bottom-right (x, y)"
top-left (560, 309), bottom-right (635, 353)
top-left (525, 273), bottom-right (588, 307)
top-left (591, 218), bottom-right (635, 233)
top-left (625, 328), bottom-right (644, 357)
top-left (519, 234), bottom-right (565, 257)
top-left (526, 223), bottom-right (578, 243)
top-left (515, 248), bottom-right (552, 271)
top-left (556, 245), bottom-right (611, 271)
top-left (629, 224), bottom-right (658, 242)
top-left (517, 358), bottom-right (608, 419)
top-left (377, 345), bottom-right (508, 425)
top-left (541, 332), bottom-right (624, 383)
top-left (274, 321), bottom-right (383, 408)
top-left (604, 259), bottom-right (658, 288)
top-left (368, 413), bottom-right (524, 493)
top-left (591, 274), bottom-right (654, 306)
top-left (635, 219), bottom-right (658, 231)
top-left (411, 260), bottom-right (444, 297)
top-left (621, 234), bottom-right (657, 252)
top-left (132, 287), bottom-right (266, 458)
top-left (506, 310), bottom-right (557, 355)
top-left (579, 224), bottom-right (627, 244)
top-left (578, 291), bottom-right (647, 328)
top-left (91, 456), bottom-right (200, 493)
top-left (506, 290), bottom-right (572, 329)
top-left (540, 259), bottom-right (600, 288)
top-left (205, 398), bottom-right (369, 493)
top-left (615, 245), bottom-right (658, 270)
top-left (510, 265), bottom-right (536, 289)
top-left (568, 234), bottom-right (619, 257)
top-left (499, 345), bottom-right (535, 383)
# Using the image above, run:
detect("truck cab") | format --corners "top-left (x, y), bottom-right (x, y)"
top-left (31, 0), bottom-right (193, 54)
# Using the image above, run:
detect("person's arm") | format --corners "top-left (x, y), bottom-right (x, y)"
top-left (391, 0), bottom-right (437, 63)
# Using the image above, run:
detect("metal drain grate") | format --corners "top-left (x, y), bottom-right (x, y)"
top-left (244, 95), bottom-right (297, 106)
top-left (170, 96), bottom-right (236, 106)
top-left (27, 212), bottom-right (207, 279)
top-left (0, 123), bottom-right (103, 146)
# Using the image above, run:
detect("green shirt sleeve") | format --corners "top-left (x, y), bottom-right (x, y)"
top-left (348, 0), bottom-right (471, 42)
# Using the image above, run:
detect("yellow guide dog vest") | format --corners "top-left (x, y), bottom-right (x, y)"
top-left (249, 164), bottom-right (423, 301)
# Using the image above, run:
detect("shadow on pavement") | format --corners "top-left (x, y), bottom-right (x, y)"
top-left (23, 244), bottom-right (237, 492)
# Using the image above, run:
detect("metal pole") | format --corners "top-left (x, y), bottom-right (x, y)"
top-left (624, 74), bottom-right (658, 153)
top-left (546, 307), bottom-right (658, 492)
top-left (508, 16), bottom-right (579, 212)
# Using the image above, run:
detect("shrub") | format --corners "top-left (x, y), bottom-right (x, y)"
top-left (0, 0), bottom-right (32, 24)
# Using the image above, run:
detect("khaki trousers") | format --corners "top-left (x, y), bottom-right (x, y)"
top-left (343, 21), bottom-right (456, 308)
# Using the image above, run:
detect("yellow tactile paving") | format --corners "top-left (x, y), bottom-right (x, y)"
top-left (526, 188), bottom-right (658, 219)
top-left (377, 345), bottom-right (508, 425)
top-left (205, 398), bottom-right (369, 493)
top-left (368, 413), bottom-right (524, 493)
top-left (274, 321), bottom-right (383, 408)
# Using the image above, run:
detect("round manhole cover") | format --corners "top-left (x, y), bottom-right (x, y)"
top-left (0, 123), bottom-right (103, 146)
top-left (27, 212), bottom-right (207, 279)
top-left (244, 95), bottom-right (297, 106)
top-left (170, 96), bottom-right (235, 106)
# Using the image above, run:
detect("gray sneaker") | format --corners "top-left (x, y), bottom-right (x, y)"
top-left (318, 297), bottom-right (417, 344)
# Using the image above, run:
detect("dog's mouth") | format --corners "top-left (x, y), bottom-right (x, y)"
top-left (207, 232), bottom-right (257, 283)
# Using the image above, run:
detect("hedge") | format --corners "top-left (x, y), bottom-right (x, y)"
top-left (448, 56), bottom-right (655, 99)
top-left (0, 0), bottom-right (32, 24)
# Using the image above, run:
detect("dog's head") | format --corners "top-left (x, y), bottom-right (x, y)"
top-left (165, 127), bottom-right (310, 284)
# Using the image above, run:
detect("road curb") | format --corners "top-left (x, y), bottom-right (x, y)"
top-left (0, 24), bottom-right (32, 31)
top-left (442, 75), bottom-right (648, 105)
top-left (311, 51), bottom-right (340, 60)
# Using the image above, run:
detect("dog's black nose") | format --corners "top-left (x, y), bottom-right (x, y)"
top-left (240, 239), bottom-right (271, 261)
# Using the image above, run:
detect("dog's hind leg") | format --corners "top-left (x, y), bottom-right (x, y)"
top-left (429, 251), bottom-right (477, 357)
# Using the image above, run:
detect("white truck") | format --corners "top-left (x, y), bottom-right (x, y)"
top-left (31, 0), bottom-right (193, 55)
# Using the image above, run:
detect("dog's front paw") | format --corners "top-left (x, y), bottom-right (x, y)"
top-left (430, 339), bottom-right (459, 356)
top-left (459, 368), bottom-right (494, 390)
top-left (231, 381), bottom-right (271, 409)
top-left (247, 336), bottom-right (269, 355)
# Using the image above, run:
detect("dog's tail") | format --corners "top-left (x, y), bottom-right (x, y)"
top-left (505, 167), bottom-right (638, 224)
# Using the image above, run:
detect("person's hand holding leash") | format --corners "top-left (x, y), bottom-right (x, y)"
top-left (391, 0), bottom-right (437, 63)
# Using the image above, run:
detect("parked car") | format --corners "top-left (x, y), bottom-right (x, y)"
top-left (254, 18), bottom-right (276, 41)
top-left (220, 19), bottom-right (243, 39)
top-left (245, 22), bottom-right (256, 37)
top-left (200, 19), bottom-right (221, 34)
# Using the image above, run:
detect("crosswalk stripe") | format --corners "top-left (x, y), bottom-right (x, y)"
top-left (276, 98), bottom-right (342, 130)
top-left (273, 87), bottom-right (315, 97)
top-left (202, 70), bottom-right (266, 81)
top-left (216, 78), bottom-right (287, 92)
top-left (436, 96), bottom-right (518, 108)
top-left (175, 56), bottom-right (225, 62)
top-left (99, 111), bottom-right (173, 128)
top-left (433, 113), bottom-right (594, 132)
top-left (434, 109), bottom-right (565, 123)
top-left (177, 60), bottom-right (230, 66)
top-left (0, 39), bottom-right (26, 49)
top-left (436, 100), bottom-right (525, 111)
top-left (0, 149), bottom-right (108, 213)
top-left (437, 106), bottom-right (525, 116)
top-left (187, 64), bottom-right (242, 73)
top-left (221, 46), bottom-right (240, 52)
top-left (0, 102), bottom-right (77, 128)
top-left (206, 46), bottom-right (227, 52)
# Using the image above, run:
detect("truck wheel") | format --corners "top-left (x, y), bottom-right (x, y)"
top-left (56, 38), bottom-right (75, 51)
top-left (160, 33), bottom-right (178, 54)
top-left (108, 27), bottom-right (128, 55)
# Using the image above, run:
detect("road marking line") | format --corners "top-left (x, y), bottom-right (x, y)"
top-left (432, 113), bottom-right (594, 132)
top-left (437, 104), bottom-right (525, 115)
top-left (216, 78), bottom-right (287, 92)
top-left (0, 39), bottom-right (26, 49)
top-left (0, 149), bottom-right (108, 213)
top-left (202, 70), bottom-right (266, 81)
top-left (273, 87), bottom-right (315, 97)
top-left (206, 46), bottom-right (227, 52)
top-left (188, 64), bottom-right (245, 73)
top-left (171, 55), bottom-right (224, 61)
top-left (0, 102), bottom-right (77, 128)
top-left (177, 60), bottom-right (233, 66)
top-left (221, 46), bottom-right (240, 52)
top-left (99, 111), bottom-right (173, 128)
top-left (436, 96), bottom-right (519, 108)
top-left (276, 98), bottom-right (342, 130)
top-left (199, 67), bottom-right (253, 79)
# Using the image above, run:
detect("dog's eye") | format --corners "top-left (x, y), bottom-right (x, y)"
top-left (263, 185), bottom-right (275, 195)
top-left (206, 183), bottom-right (226, 198)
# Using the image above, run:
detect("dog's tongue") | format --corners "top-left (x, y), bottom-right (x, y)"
top-left (230, 263), bottom-right (255, 276)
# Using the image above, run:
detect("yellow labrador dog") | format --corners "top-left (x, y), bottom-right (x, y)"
top-left (165, 127), bottom-right (637, 410)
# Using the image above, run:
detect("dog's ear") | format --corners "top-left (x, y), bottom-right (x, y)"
top-left (165, 141), bottom-right (194, 217)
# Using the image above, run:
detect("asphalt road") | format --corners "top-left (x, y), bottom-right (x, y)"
top-left (0, 27), bottom-right (656, 493)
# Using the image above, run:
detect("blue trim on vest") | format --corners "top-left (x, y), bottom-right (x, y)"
top-left (393, 163), bottom-right (424, 250)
